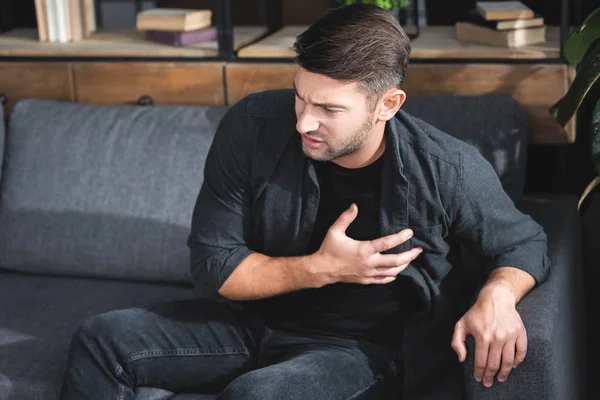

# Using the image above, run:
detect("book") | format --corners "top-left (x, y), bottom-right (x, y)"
top-left (456, 22), bottom-right (546, 48)
top-left (67, 0), bottom-right (84, 41)
top-left (83, 0), bottom-right (96, 37)
top-left (34, 0), bottom-right (49, 41)
top-left (145, 27), bottom-right (217, 46)
top-left (464, 9), bottom-right (543, 30)
top-left (475, 1), bottom-right (534, 21)
top-left (46, 0), bottom-right (58, 42)
top-left (136, 8), bottom-right (212, 32)
top-left (54, 0), bottom-right (69, 43)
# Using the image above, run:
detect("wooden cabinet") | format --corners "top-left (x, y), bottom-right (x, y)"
top-left (72, 62), bottom-right (225, 106)
top-left (0, 62), bottom-right (227, 110)
top-left (226, 63), bottom-right (298, 104)
top-left (0, 62), bottom-right (73, 113)
top-left (402, 64), bottom-right (575, 144)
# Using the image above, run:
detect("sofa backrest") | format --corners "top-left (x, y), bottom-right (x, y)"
top-left (402, 94), bottom-right (529, 202)
top-left (0, 99), bottom-right (228, 283)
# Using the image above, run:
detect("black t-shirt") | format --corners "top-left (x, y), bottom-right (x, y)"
top-left (258, 153), bottom-right (420, 348)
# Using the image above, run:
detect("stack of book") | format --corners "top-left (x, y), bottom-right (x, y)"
top-left (455, 1), bottom-right (546, 48)
top-left (136, 8), bottom-right (216, 47)
top-left (34, 0), bottom-right (96, 43)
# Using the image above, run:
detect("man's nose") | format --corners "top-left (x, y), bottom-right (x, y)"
top-left (296, 109), bottom-right (319, 134)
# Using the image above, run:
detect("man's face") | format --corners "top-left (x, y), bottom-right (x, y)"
top-left (293, 68), bottom-right (376, 162)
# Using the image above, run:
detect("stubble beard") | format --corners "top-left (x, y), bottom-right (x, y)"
top-left (303, 113), bottom-right (374, 162)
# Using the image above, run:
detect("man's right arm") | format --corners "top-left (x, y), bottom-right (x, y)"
top-left (218, 204), bottom-right (420, 301)
top-left (218, 253), bottom-right (322, 301)
top-left (187, 98), bottom-right (327, 303)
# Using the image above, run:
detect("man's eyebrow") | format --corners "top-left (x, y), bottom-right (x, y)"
top-left (292, 81), bottom-right (349, 110)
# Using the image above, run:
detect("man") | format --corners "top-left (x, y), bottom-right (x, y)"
top-left (60, 4), bottom-right (549, 400)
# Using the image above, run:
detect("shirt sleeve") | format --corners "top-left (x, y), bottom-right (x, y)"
top-left (449, 144), bottom-right (550, 285)
top-left (186, 99), bottom-right (256, 302)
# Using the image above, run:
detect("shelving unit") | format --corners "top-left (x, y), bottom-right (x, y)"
top-left (0, 0), bottom-right (583, 144)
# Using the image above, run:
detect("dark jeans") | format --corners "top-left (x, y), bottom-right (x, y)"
top-left (60, 299), bottom-right (404, 400)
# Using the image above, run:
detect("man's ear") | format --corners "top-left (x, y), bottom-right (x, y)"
top-left (377, 89), bottom-right (406, 122)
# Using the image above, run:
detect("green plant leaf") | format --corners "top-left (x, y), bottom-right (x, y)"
top-left (564, 8), bottom-right (600, 66)
top-left (550, 38), bottom-right (600, 127)
top-left (578, 176), bottom-right (600, 210)
top-left (343, 0), bottom-right (410, 10)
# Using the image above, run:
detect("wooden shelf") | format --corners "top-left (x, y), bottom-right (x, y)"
top-left (0, 26), bottom-right (268, 58)
top-left (237, 25), bottom-right (561, 60)
top-left (0, 25), bottom-right (561, 60)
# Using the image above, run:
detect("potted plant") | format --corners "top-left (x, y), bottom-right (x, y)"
top-left (343, 0), bottom-right (411, 11)
top-left (550, 7), bottom-right (600, 210)
top-left (342, 0), bottom-right (412, 23)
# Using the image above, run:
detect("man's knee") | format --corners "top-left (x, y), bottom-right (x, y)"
top-left (218, 369), bottom-right (290, 400)
top-left (73, 309), bottom-right (139, 353)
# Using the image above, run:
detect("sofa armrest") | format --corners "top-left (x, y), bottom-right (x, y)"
top-left (463, 194), bottom-right (586, 400)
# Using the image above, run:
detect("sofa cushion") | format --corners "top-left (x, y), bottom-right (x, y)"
top-left (0, 270), bottom-right (194, 400)
top-left (0, 100), bottom-right (228, 283)
top-left (402, 94), bottom-right (529, 202)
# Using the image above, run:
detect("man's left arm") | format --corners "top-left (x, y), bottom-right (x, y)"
top-left (446, 145), bottom-right (550, 388)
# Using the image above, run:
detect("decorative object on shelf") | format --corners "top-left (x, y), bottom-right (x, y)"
top-left (475, 1), bottom-right (533, 21)
top-left (342, 0), bottom-right (411, 11)
top-left (136, 8), bottom-right (215, 47)
top-left (145, 27), bottom-right (217, 47)
top-left (338, 0), bottom-right (420, 39)
top-left (456, 1), bottom-right (546, 48)
top-left (136, 8), bottom-right (212, 32)
top-left (34, 0), bottom-right (96, 43)
top-left (550, 7), bottom-right (600, 210)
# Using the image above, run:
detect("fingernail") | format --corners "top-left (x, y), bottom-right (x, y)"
top-left (484, 381), bottom-right (492, 388)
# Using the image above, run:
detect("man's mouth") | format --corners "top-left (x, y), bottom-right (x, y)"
top-left (301, 134), bottom-right (324, 147)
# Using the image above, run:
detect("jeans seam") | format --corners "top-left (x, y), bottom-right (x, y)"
top-left (114, 364), bottom-right (125, 400)
top-left (117, 383), bottom-right (125, 400)
top-left (123, 347), bottom-right (250, 363)
top-left (342, 375), bottom-right (383, 400)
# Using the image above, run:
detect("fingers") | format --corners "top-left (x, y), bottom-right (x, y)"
top-left (362, 276), bottom-right (397, 285)
top-left (473, 334), bottom-right (490, 385)
top-left (483, 340), bottom-right (503, 388)
top-left (514, 330), bottom-right (527, 368)
top-left (451, 320), bottom-right (468, 363)
top-left (497, 340), bottom-right (516, 383)
top-left (368, 229), bottom-right (413, 253)
top-left (329, 203), bottom-right (358, 234)
top-left (373, 247), bottom-right (422, 270)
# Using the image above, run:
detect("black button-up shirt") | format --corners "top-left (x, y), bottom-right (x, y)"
top-left (187, 89), bottom-right (550, 398)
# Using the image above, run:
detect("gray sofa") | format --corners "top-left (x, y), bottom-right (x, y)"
top-left (0, 94), bottom-right (586, 400)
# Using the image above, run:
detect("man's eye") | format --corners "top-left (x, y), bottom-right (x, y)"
top-left (325, 108), bottom-right (339, 114)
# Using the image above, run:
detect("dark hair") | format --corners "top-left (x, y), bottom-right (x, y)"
top-left (293, 3), bottom-right (411, 104)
